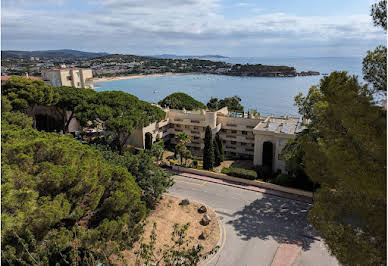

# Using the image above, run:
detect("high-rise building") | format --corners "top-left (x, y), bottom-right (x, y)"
top-left (41, 68), bottom-right (94, 89)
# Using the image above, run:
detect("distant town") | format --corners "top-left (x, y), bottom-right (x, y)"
top-left (1, 49), bottom-right (320, 79)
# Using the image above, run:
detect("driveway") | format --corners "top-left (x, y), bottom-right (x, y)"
top-left (168, 174), bottom-right (340, 266)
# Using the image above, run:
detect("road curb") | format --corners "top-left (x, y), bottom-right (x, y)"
top-left (172, 170), bottom-right (312, 204)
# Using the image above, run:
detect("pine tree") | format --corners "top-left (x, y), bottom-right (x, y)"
top-left (213, 138), bottom-right (220, 166)
top-left (215, 133), bottom-right (224, 162)
top-left (203, 126), bottom-right (214, 170)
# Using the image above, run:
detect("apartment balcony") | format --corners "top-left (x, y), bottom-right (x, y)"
top-left (172, 118), bottom-right (208, 127)
top-left (219, 133), bottom-right (255, 143)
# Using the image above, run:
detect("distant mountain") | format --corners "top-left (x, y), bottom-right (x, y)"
top-left (151, 54), bottom-right (229, 59)
top-left (2, 49), bottom-right (109, 60)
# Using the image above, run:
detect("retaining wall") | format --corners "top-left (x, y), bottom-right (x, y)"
top-left (172, 165), bottom-right (313, 198)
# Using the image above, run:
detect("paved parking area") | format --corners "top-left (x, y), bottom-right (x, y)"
top-left (169, 174), bottom-right (339, 266)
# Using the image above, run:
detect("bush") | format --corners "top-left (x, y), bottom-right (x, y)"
top-left (255, 165), bottom-right (273, 181)
top-left (221, 167), bottom-right (257, 180)
top-left (270, 173), bottom-right (294, 187)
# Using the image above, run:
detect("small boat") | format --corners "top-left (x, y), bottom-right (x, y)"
top-left (153, 90), bottom-right (159, 93)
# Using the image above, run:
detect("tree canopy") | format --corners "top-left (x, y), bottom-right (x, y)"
top-left (158, 93), bottom-right (205, 110)
top-left (53, 86), bottom-right (96, 133)
top-left (2, 115), bottom-right (146, 265)
top-left (84, 91), bottom-right (165, 153)
top-left (295, 72), bottom-right (386, 265)
top-left (206, 96), bottom-right (244, 112)
top-left (2, 76), bottom-right (59, 127)
top-left (203, 126), bottom-right (214, 170)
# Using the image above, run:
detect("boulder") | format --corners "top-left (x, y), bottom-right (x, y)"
top-left (200, 214), bottom-right (211, 226)
top-left (199, 228), bottom-right (210, 240)
top-left (179, 199), bottom-right (190, 206)
top-left (198, 205), bottom-right (207, 213)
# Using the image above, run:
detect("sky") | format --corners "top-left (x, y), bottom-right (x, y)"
top-left (1, 0), bottom-right (386, 57)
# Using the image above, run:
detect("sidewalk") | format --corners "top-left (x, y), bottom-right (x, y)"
top-left (170, 169), bottom-right (313, 204)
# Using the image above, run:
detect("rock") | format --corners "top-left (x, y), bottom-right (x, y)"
top-left (200, 214), bottom-right (211, 226)
top-left (179, 199), bottom-right (190, 206)
top-left (199, 228), bottom-right (210, 240)
top-left (198, 205), bottom-right (207, 213)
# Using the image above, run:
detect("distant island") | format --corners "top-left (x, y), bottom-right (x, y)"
top-left (1, 49), bottom-right (320, 78)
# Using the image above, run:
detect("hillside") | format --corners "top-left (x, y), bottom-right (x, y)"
top-left (1, 49), bottom-right (108, 60)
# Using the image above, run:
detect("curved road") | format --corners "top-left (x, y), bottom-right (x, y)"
top-left (168, 174), bottom-right (340, 266)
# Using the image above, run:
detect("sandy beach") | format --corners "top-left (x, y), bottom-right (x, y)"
top-left (93, 72), bottom-right (201, 82)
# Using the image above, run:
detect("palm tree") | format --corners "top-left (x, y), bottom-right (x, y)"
top-left (175, 132), bottom-right (191, 165)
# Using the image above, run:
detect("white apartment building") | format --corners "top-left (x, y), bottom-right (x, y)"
top-left (41, 68), bottom-right (94, 89)
top-left (127, 106), bottom-right (304, 173)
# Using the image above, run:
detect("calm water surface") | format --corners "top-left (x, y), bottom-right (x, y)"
top-left (95, 57), bottom-right (363, 116)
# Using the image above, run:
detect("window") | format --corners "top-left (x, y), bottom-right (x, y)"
top-left (77, 82), bottom-right (81, 87)
top-left (245, 148), bottom-right (254, 152)
top-left (67, 76), bottom-right (72, 80)
top-left (241, 142), bottom-right (246, 146)
top-left (185, 125), bottom-right (190, 129)
top-left (175, 124), bottom-right (181, 128)
top-left (246, 125), bottom-right (254, 129)
top-left (231, 141), bottom-right (236, 145)
top-left (231, 130), bottom-right (237, 134)
top-left (191, 120), bottom-right (200, 123)
top-left (242, 131), bottom-right (247, 135)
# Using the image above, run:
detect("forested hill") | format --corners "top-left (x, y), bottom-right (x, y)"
top-left (2, 49), bottom-right (109, 60)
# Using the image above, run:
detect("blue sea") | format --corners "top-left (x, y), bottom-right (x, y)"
top-left (95, 57), bottom-right (363, 116)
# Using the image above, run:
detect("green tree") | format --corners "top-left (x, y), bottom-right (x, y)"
top-left (145, 132), bottom-right (153, 150)
top-left (215, 133), bottom-right (224, 162)
top-left (280, 128), bottom-right (317, 191)
top-left (2, 76), bottom-right (59, 128)
top-left (206, 97), bottom-right (219, 110)
top-left (203, 126), bottom-right (214, 170)
top-left (213, 138), bottom-right (221, 167)
top-left (363, 1), bottom-right (387, 95)
top-left (362, 45), bottom-right (387, 95)
top-left (151, 139), bottom-right (165, 163)
top-left (86, 91), bottom-right (165, 154)
top-left (97, 148), bottom-right (174, 209)
top-left (296, 72), bottom-right (386, 266)
top-left (53, 86), bottom-right (96, 133)
top-left (158, 93), bottom-right (206, 110)
top-left (175, 132), bottom-right (191, 165)
top-left (371, 0), bottom-right (386, 30)
top-left (218, 96), bottom-right (244, 112)
top-left (1, 121), bottom-right (146, 265)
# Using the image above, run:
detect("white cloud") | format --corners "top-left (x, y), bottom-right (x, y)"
top-left (1, 0), bottom-right (385, 56)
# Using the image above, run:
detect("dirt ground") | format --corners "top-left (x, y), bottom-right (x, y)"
top-left (113, 195), bottom-right (220, 265)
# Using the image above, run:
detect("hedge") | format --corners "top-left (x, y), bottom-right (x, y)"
top-left (221, 167), bottom-right (257, 180)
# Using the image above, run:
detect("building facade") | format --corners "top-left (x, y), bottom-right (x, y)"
top-left (128, 106), bottom-right (304, 173)
top-left (41, 68), bottom-right (94, 89)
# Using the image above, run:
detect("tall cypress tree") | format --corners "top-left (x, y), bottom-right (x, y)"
top-left (145, 132), bottom-right (153, 150)
top-left (203, 126), bottom-right (214, 170)
top-left (213, 138), bottom-right (220, 166)
top-left (215, 133), bottom-right (224, 162)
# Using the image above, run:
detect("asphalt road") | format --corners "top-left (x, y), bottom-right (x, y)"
top-left (168, 174), bottom-right (340, 266)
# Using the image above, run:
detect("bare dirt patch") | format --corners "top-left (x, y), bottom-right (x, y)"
top-left (113, 195), bottom-right (220, 265)
top-left (214, 159), bottom-right (254, 173)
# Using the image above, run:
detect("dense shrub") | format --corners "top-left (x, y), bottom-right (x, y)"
top-left (221, 167), bottom-right (257, 180)
top-left (158, 92), bottom-right (205, 110)
top-left (269, 173), bottom-right (315, 191)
